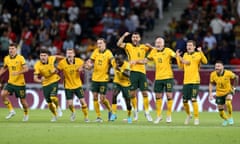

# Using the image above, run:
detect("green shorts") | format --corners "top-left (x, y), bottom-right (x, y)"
top-left (215, 93), bottom-right (233, 105)
top-left (91, 81), bottom-right (108, 94)
top-left (182, 84), bottom-right (199, 100)
top-left (154, 79), bottom-right (174, 93)
top-left (130, 71), bottom-right (148, 91)
top-left (113, 83), bottom-right (131, 99)
top-left (43, 82), bottom-right (58, 103)
top-left (4, 83), bottom-right (26, 99)
top-left (65, 87), bottom-right (84, 100)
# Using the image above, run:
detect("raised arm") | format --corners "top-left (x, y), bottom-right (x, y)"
top-left (197, 47), bottom-right (208, 64)
top-left (117, 32), bottom-right (130, 48)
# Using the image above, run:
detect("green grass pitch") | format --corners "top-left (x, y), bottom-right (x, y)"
top-left (0, 108), bottom-right (239, 144)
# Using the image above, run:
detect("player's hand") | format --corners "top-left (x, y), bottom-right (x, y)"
top-left (197, 47), bottom-right (202, 52)
top-left (11, 72), bottom-right (19, 76)
top-left (129, 60), bottom-right (137, 65)
top-left (123, 32), bottom-right (130, 37)
top-left (145, 43), bottom-right (153, 48)
top-left (176, 49), bottom-right (182, 57)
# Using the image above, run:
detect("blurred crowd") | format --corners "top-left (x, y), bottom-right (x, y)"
top-left (0, 0), bottom-right (172, 68)
top-left (2, 0), bottom-right (239, 67)
top-left (164, 0), bottom-right (240, 65)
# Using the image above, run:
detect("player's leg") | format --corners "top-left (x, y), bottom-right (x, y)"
top-left (1, 84), bottom-right (15, 119)
top-left (49, 82), bottom-right (62, 117)
top-left (15, 85), bottom-right (29, 121)
top-left (165, 79), bottom-right (174, 123)
top-left (76, 87), bottom-right (89, 122)
top-left (182, 84), bottom-right (192, 124)
top-left (153, 80), bottom-right (163, 124)
top-left (43, 85), bottom-right (57, 122)
top-left (225, 94), bottom-right (233, 124)
top-left (65, 89), bottom-right (75, 121)
top-left (191, 84), bottom-right (200, 125)
top-left (129, 71), bottom-right (138, 120)
top-left (110, 83), bottom-right (120, 121)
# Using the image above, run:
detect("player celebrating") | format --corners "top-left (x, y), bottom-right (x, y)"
top-left (0, 43), bottom-right (29, 121)
top-left (57, 48), bottom-right (89, 122)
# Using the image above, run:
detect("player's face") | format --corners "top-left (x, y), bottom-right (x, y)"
top-left (116, 56), bottom-right (124, 66)
top-left (131, 34), bottom-right (140, 45)
top-left (155, 38), bottom-right (164, 50)
top-left (215, 63), bottom-right (224, 73)
top-left (97, 39), bottom-right (106, 52)
top-left (186, 42), bottom-right (195, 53)
top-left (40, 53), bottom-right (49, 64)
top-left (9, 46), bottom-right (17, 57)
top-left (66, 49), bottom-right (75, 59)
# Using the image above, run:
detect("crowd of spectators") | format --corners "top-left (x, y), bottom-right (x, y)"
top-left (164, 0), bottom-right (240, 65)
top-left (0, 0), bottom-right (173, 68)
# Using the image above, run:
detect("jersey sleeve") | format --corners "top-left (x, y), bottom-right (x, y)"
top-left (33, 62), bottom-right (40, 75)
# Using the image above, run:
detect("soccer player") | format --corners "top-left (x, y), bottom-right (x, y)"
top-left (209, 61), bottom-right (239, 126)
top-left (117, 32), bottom-right (152, 122)
top-left (33, 48), bottom-right (63, 122)
top-left (0, 43), bottom-right (29, 121)
top-left (85, 38), bottom-right (113, 122)
top-left (146, 37), bottom-right (176, 124)
top-left (176, 40), bottom-right (208, 125)
top-left (109, 54), bottom-right (132, 123)
top-left (57, 48), bottom-right (89, 122)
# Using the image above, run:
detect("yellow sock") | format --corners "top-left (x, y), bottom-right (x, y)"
top-left (155, 99), bottom-right (162, 117)
top-left (51, 96), bottom-right (59, 108)
top-left (48, 103), bottom-right (57, 116)
top-left (143, 96), bottom-right (149, 112)
top-left (219, 109), bottom-right (228, 120)
top-left (127, 110), bottom-right (131, 117)
top-left (103, 99), bottom-right (111, 111)
top-left (225, 100), bottom-right (232, 118)
top-left (69, 105), bottom-right (75, 113)
top-left (183, 102), bottom-right (190, 115)
top-left (112, 104), bottom-right (117, 114)
top-left (167, 99), bottom-right (173, 117)
top-left (22, 104), bottom-right (29, 115)
top-left (192, 101), bottom-right (199, 119)
top-left (131, 97), bottom-right (137, 111)
top-left (4, 100), bottom-right (14, 111)
top-left (82, 105), bottom-right (88, 119)
top-left (94, 100), bottom-right (101, 117)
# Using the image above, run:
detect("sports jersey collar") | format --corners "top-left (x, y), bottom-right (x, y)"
top-left (41, 60), bottom-right (48, 65)
top-left (157, 48), bottom-right (165, 52)
top-left (66, 57), bottom-right (75, 64)
top-left (187, 51), bottom-right (195, 55)
top-left (99, 49), bottom-right (106, 53)
top-left (217, 70), bottom-right (225, 76)
top-left (10, 54), bottom-right (17, 59)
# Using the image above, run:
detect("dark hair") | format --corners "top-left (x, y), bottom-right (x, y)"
top-left (97, 38), bottom-right (106, 43)
top-left (187, 40), bottom-right (196, 46)
top-left (9, 43), bottom-right (18, 48)
top-left (132, 32), bottom-right (140, 36)
top-left (215, 60), bottom-right (223, 65)
top-left (39, 48), bottom-right (51, 55)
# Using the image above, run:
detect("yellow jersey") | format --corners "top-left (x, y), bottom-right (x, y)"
top-left (57, 58), bottom-right (84, 89)
top-left (177, 51), bottom-right (208, 84)
top-left (34, 56), bottom-right (60, 86)
top-left (210, 70), bottom-right (236, 96)
top-left (125, 43), bottom-right (150, 74)
top-left (111, 59), bottom-right (131, 87)
top-left (90, 48), bottom-right (113, 82)
top-left (147, 48), bottom-right (175, 80)
top-left (3, 55), bottom-right (26, 86)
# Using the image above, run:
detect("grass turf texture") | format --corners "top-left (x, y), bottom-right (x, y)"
top-left (0, 108), bottom-right (239, 144)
